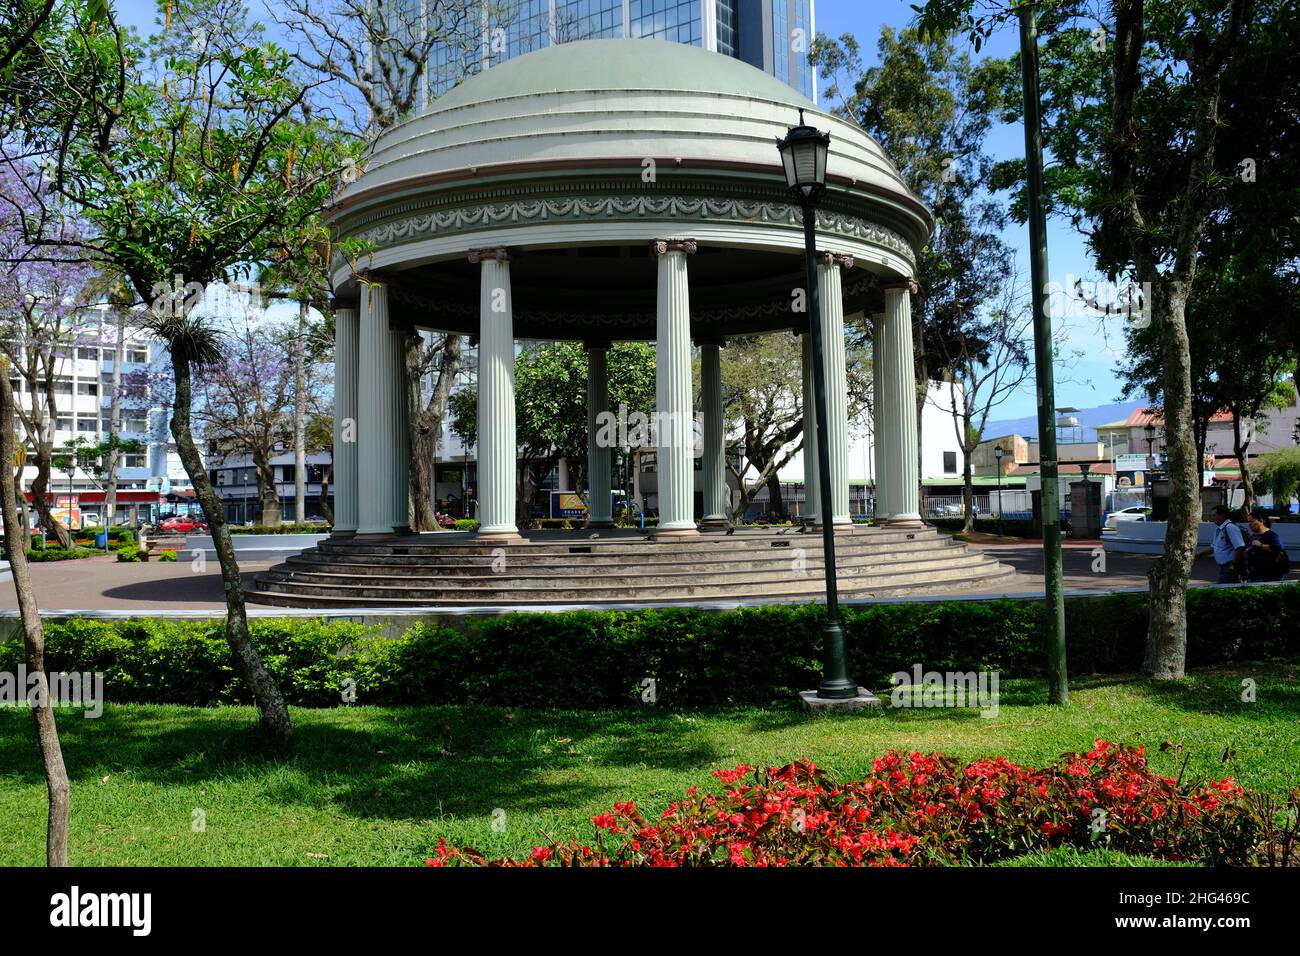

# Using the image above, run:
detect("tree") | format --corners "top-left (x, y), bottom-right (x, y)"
top-left (272, 0), bottom-right (493, 531)
top-left (926, 271), bottom-right (1033, 532)
top-left (12, 0), bottom-right (361, 741)
top-left (406, 332), bottom-right (463, 530)
top-left (1255, 448), bottom-right (1300, 512)
top-left (0, 161), bottom-right (97, 549)
top-left (0, 364), bottom-right (70, 865)
top-left (812, 26), bottom-right (1011, 488)
top-left (719, 332), bottom-right (871, 520)
top-left (450, 341), bottom-right (656, 526)
top-left (920, 0), bottom-right (1270, 680)
top-left (196, 314), bottom-right (322, 526)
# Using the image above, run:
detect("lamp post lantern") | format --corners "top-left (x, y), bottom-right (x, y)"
top-left (777, 110), bottom-right (857, 700)
top-left (994, 445), bottom-right (1005, 538)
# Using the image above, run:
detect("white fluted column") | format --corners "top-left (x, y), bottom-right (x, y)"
top-left (651, 239), bottom-right (699, 537)
top-left (389, 329), bottom-right (411, 533)
top-left (818, 253), bottom-right (853, 527)
top-left (357, 281), bottom-right (402, 536)
top-left (878, 280), bottom-right (922, 525)
top-left (332, 305), bottom-right (359, 536)
top-left (473, 247), bottom-right (520, 539)
top-left (871, 311), bottom-right (887, 521)
top-left (586, 343), bottom-right (614, 527)
top-left (800, 332), bottom-right (819, 523)
top-left (699, 340), bottom-right (727, 527)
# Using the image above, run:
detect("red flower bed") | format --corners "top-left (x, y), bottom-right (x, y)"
top-left (427, 741), bottom-right (1262, 867)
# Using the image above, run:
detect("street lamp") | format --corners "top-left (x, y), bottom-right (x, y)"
top-left (777, 110), bottom-right (856, 701)
top-left (993, 445), bottom-right (1005, 538)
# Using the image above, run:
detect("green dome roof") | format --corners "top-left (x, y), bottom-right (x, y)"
top-left (430, 37), bottom-right (814, 113)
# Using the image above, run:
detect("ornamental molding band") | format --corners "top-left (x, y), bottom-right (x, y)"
top-left (818, 251), bottom-right (856, 269)
top-left (650, 238), bottom-right (698, 256)
top-left (881, 278), bottom-right (920, 294)
top-left (349, 195), bottom-right (916, 269)
top-left (467, 246), bottom-right (511, 263)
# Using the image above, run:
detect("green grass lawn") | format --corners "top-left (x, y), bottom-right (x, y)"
top-left (1, 661), bottom-right (1297, 866)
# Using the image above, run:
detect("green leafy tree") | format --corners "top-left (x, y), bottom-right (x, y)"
top-left (812, 25), bottom-right (1012, 483)
top-left (12, 0), bottom-right (362, 742)
top-left (450, 342), bottom-right (656, 525)
top-left (919, 0), bottom-right (1270, 679)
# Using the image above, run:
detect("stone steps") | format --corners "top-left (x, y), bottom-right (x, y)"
top-left (249, 526), bottom-right (1017, 608)
top-left (282, 536), bottom-right (964, 576)
top-left (261, 550), bottom-right (994, 592)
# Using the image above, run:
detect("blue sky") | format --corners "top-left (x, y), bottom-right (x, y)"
top-left (816, 0), bottom-right (1132, 422)
top-left (113, 0), bottom-right (1131, 423)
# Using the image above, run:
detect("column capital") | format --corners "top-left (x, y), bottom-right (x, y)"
top-left (357, 270), bottom-right (394, 288)
top-left (330, 298), bottom-right (360, 313)
top-left (468, 246), bottom-right (511, 263)
top-left (650, 238), bottom-right (697, 257)
top-left (880, 277), bottom-right (920, 295)
top-left (817, 251), bottom-right (855, 269)
top-left (584, 338), bottom-right (612, 352)
top-left (694, 334), bottom-right (726, 348)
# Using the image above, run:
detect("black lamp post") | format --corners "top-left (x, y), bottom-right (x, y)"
top-left (777, 110), bottom-right (856, 700)
top-left (994, 445), bottom-right (1005, 538)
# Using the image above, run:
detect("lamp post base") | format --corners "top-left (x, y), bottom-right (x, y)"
top-left (798, 688), bottom-right (882, 713)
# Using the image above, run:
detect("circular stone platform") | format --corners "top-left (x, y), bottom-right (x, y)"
top-left (248, 527), bottom-right (1014, 608)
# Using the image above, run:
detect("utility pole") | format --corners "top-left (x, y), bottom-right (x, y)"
top-left (1018, 1), bottom-right (1068, 705)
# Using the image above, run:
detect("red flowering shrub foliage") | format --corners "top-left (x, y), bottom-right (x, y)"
top-left (427, 741), bottom-right (1263, 867)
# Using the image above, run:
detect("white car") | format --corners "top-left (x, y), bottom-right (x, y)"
top-left (1105, 506), bottom-right (1148, 530)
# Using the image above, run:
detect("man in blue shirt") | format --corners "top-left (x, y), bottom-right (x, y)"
top-left (1202, 505), bottom-right (1246, 583)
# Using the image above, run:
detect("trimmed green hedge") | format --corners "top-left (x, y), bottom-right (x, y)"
top-left (929, 517), bottom-right (1037, 538)
top-left (2, 585), bottom-right (1295, 708)
top-left (21, 547), bottom-right (99, 562)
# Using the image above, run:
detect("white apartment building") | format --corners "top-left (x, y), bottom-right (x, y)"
top-left (7, 305), bottom-right (192, 527)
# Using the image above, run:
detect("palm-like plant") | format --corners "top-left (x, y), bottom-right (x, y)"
top-left (142, 306), bottom-right (293, 742)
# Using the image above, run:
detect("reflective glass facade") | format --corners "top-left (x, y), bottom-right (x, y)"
top-left (417, 0), bottom-right (814, 104)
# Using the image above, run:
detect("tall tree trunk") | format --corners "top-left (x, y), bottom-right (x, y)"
top-left (28, 454), bottom-right (71, 548)
top-left (169, 352), bottom-right (293, 743)
top-left (407, 333), bottom-right (463, 531)
top-left (293, 300), bottom-right (308, 524)
top-left (104, 306), bottom-right (126, 529)
top-left (766, 470), bottom-right (785, 517)
top-left (318, 462), bottom-right (333, 524)
top-left (255, 458), bottom-right (281, 527)
top-left (1231, 408), bottom-right (1254, 514)
top-left (13, 474), bottom-right (31, 552)
top-left (1143, 285), bottom-right (1200, 679)
top-left (0, 374), bottom-right (70, 865)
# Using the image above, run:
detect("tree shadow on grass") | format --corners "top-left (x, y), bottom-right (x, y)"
top-left (0, 703), bottom-right (727, 822)
top-left (1065, 660), bottom-right (1300, 720)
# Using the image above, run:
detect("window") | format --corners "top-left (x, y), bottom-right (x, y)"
top-left (943, 451), bottom-right (958, 475)
top-left (77, 381), bottom-right (98, 396)
top-left (77, 346), bottom-right (99, 360)
top-left (123, 415), bottom-right (148, 433)
top-left (126, 348), bottom-right (148, 363)
top-left (53, 377), bottom-right (74, 394)
top-left (77, 419), bottom-right (97, 433)
top-left (55, 417), bottom-right (73, 431)
top-left (122, 453), bottom-right (145, 469)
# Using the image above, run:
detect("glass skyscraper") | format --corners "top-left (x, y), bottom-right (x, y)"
top-left (410, 0), bottom-right (816, 105)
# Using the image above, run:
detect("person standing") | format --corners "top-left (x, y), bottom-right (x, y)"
top-left (1245, 513), bottom-right (1288, 582)
top-left (1202, 505), bottom-right (1246, 584)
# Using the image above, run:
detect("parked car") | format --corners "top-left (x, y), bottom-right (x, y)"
top-left (1103, 506), bottom-right (1149, 530)
top-left (159, 515), bottom-right (208, 533)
